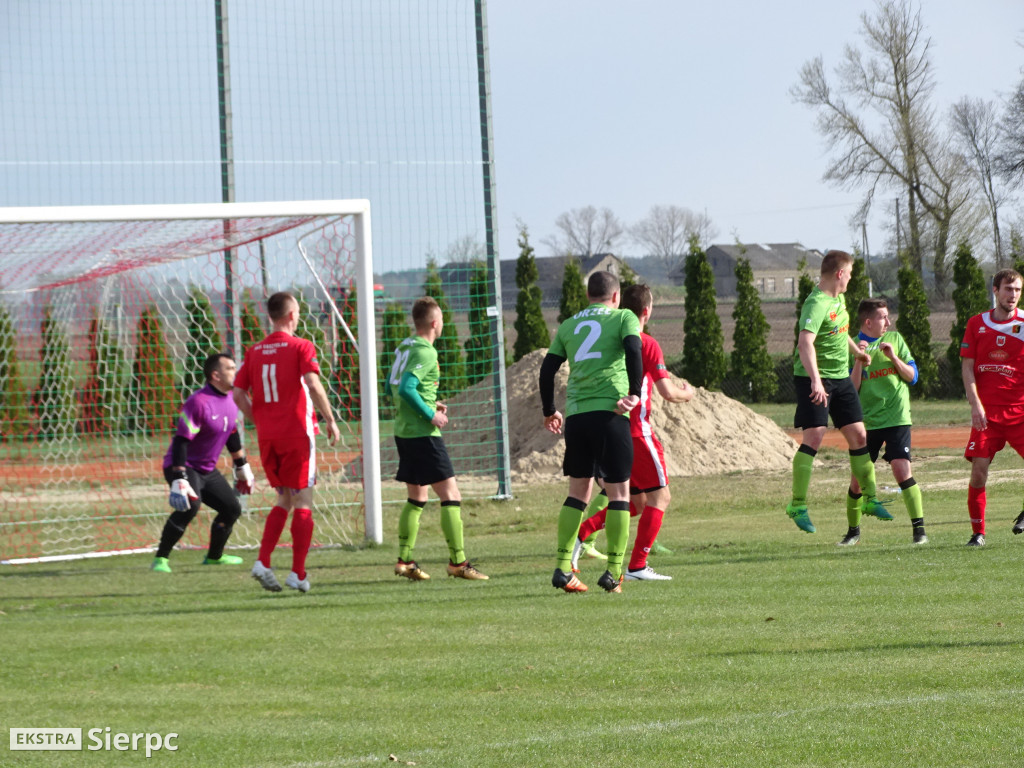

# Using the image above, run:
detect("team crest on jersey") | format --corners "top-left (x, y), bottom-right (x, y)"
top-left (997, 336), bottom-right (1006, 346)
top-left (1015, 324), bottom-right (1022, 334)
top-left (829, 311), bottom-right (837, 321)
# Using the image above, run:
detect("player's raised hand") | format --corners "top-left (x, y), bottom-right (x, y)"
top-left (544, 411), bottom-right (563, 435)
top-left (234, 460), bottom-right (255, 495)
top-left (879, 341), bottom-right (896, 360)
top-left (169, 476), bottom-right (198, 511)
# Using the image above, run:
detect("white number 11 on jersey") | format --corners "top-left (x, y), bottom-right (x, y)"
top-left (261, 364), bottom-right (279, 403)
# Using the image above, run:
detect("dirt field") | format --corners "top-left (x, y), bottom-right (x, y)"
top-left (786, 425), bottom-right (968, 451)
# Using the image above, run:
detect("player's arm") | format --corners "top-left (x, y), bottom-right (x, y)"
top-left (847, 334), bottom-right (871, 365)
top-left (654, 376), bottom-right (693, 403)
top-left (224, 430), bottom-right (254, 494)
top-left (850, 339), bottom-right (868, 393)
top-left (961, 357), bottom-right (987, 431)
top-left (398, 370), bottom-right (446, 428)
top-left (879, 341), bottom-right (918, 384)
top-left (617, 334), bottom-right (643, 414)
top-left (232, 387), bottom-right (254, 422)
top-left (797, 330), bottom-right (827, 405)
top-left (539, 352), bottom-right (566, 433)
top-left (303, 371), bottom-right (341, 445)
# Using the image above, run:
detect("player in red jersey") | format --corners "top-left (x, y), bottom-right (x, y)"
top-left (960, 268), bottom-right (1024, 547)
top-left (233, 291), bottom-right (341, 592)
top-left (573, 284), bottom-right (694, 581)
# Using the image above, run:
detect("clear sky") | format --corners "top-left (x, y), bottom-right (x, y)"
top-left (486, 0), bottom-right (1023, 262)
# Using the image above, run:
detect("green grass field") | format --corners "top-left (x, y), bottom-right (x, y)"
top-left (3, 447), bottom-right (1024, 767)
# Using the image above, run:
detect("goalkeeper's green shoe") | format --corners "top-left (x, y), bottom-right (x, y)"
top-left (861, 497), bottom-right (894, 521)
top-left (151, 557), bottom-right (171, 573)
top-left (649, 540), bottom-right (674, 556)
top-left (202, 554), bottom-right (244, 565)
top-left (786, 503), bottom-right (816, 533)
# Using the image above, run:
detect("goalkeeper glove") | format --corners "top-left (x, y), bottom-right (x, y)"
top-left (169, 474), bottom-right (198, 511)
top-left (234, 458), bottom-right (255, 495)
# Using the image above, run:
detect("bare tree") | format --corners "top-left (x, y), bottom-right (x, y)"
top-left (791, 0), bottom-right (969, 294)
top-left (998, 73), bottom-right (1024, 187)
top-left (951, 96), bottom-right (1008, 267)
top-left (542, 206), bottom-right (624, 257)
top-left (629, 205), bottom-right (718, 265)
top-left (444, 234), bottom-right (485, 263)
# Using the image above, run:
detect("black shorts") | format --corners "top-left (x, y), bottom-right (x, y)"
top-left (793, 376), bottom-right (863, 430)
top-left (562, 411), bottom-right (633, 484)
top-left (866, 425), bottom-right (912, 464)
top-left (394, 435), bottom-right (455, 486)
top-left (163, 465), bottom-right (240, 518)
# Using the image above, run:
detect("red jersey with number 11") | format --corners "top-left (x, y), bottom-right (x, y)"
top-left (235, 331), bottom-right (322, 441)
top-left (960, 308), bottom-right (1024, 425)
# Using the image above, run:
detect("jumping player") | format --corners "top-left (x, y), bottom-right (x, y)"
top-left (787, 249), bottom-right (887, 533)
top-left (571, 283), bottom-right (694, 580)
top-left (233, 291), bottom-right (341, 593)
top-left (389, 297), bottom-right (488, 582)
top-left (152, 353), bottom-right (255, 572)
top-left (960, 269), bottom-right (1024, 547)
top-left (839, 298), bottom-right (925, 546)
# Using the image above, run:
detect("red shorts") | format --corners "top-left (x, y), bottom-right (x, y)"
top-left (260, 436), bottom-right (316, 491)
top-left (964, 421), bottom-right (1024, 462)
top-left (630, 433), bottom-right (668, 492)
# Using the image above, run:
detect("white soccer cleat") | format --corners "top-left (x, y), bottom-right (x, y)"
top-left (251, 560), bottom-right (282, 592)
top-left (285, 571), bottom-right (311, 593)
top-left (624, 565), bottom-right (672, 581)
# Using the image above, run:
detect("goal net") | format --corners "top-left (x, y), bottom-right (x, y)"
top-left (0, 200), bottom-right (382, 564)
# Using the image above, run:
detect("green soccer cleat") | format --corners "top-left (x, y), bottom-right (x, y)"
top-left (151, 557), bottom-right (171, 573)
top-left (861, 497), bottom-right (894, 521)
top-left (649, 540), bottom-right (674, 556)
top-left (785, 503), bottom-right (816, 533)
top-left (202, 554), bottom-right (244, 565)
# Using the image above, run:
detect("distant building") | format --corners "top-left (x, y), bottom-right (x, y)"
top-left (498, 253), bottom-right (626, 308)
top-left (667, 243), bottom-right (824, 298)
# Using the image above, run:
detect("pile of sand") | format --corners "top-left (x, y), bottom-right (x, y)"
top-left (444, 348), bottom-right (797, 484)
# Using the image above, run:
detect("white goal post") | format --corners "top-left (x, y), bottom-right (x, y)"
top-left (0, 200), bottom-right (383, 564)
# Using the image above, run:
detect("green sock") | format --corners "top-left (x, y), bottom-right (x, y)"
top-left (439, 501), bottom-right (465, 564)
top-left (791, 448), bottom-right (815, 506)
top-left (901, 479), bottom-right (923, 520)
top-left (849, 448), bottom-right (878, 499)
top-left (604, 501), bottom-right (630, 580)
top-left (846, 489), bottom-right (863, 527)
top-left (556, 499), bottom-right (587, 571)
top-left (398, 499), bottom-right (426, 562)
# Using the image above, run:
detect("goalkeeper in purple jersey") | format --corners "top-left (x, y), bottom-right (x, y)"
top-left (151, 353), bottom-right (255, 573)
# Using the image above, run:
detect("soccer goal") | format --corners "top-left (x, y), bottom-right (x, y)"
top-left (0, 200), bottom-right (383, 564)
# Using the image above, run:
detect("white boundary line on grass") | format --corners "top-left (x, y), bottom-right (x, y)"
top-left (277, 686), bottom-right (1024, 767)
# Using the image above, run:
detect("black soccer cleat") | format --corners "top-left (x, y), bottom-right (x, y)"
top-left (1013, 511), bottom-right (1024, 535)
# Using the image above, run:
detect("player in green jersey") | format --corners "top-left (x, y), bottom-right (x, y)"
top-left (787, 250), bottom-right (887, 534)
top-left (837, 298), bottom-right (925, 546)
top-left (539, 270), bottom-right (643, 593)
top-left (388, 297), bottom-right (488, 582)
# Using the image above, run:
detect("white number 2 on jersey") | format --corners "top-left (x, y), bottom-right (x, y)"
top-left (261, 364), bottom-right (279, 403)
top-left (573, 320), bottom-right (602, 362)
top-left (389, 349), bottom-right (411, 386)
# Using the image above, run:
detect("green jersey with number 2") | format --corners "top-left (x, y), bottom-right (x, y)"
top-left (549, 303), bottom-right (641, 417)
top-left (389, 336), bottom-right (441, 438)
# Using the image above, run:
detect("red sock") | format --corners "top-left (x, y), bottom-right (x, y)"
top-left (577, 507), bottom-right (608, 541)
top-left (968, 486), bottom-right (986, 535)
top-left (629, 500), bottom-right (641, 517)
top-left (258, 506), bottom-right (289, 567)
top-left (629, 506), bottom-right (664, 571)
top-left (290, 508), bottom-right (314, 580)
